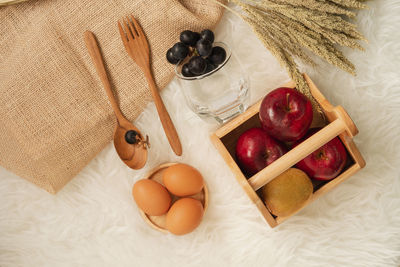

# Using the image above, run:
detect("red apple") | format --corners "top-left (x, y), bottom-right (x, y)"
top-left (259, 87), bottom-right (313, 142)
top-left (294, 128), bottom-right (347, 180)
top-left (235, 127), bottom-right (287, 176)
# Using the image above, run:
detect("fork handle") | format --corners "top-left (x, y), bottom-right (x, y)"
top-left (144, 69), bottom-right (183, 156)
top-left (84, 31), bottom-right (126, 124)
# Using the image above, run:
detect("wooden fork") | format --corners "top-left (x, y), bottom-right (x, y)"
top-left (118, 16), bottom-right (182, 156)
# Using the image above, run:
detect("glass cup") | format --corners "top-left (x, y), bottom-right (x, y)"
top-left (175, 42), bottom-right (250, 124)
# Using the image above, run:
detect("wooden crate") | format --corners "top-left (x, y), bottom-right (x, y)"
top-left (210, 74), bottom-right (366, 228)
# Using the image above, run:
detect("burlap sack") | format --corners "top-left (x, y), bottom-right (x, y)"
top-left (0, 0), bottom-right (225, 193)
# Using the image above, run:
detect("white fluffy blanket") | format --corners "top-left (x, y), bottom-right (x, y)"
top-left (1, 1), bottom-right (399, 266)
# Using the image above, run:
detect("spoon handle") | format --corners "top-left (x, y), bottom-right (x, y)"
top-left (84, 31), bottom-right (126, 123)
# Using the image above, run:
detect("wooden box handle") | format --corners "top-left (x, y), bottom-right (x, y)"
top-left (248, 118), bottom-right (346, 191)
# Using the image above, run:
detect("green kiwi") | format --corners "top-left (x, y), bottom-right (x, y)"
top-left (261, 168), bottom-right (313, 217)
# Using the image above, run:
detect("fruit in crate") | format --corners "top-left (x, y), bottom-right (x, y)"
top-left (259, 87), bottom-right (313, 142)
top-left (294, 128), bottom-right (347, 180)
top-left (235, 127), bottom-right (287, 176)
top-left (261, 168), bottom-right (313, 217)
top-left (165, 29), bottom-right (227, 77)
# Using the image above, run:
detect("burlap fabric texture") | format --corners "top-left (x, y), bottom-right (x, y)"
top-left (0, 0), bottom-right (225, 193)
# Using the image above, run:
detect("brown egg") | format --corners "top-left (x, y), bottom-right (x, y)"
top-left (166, 198), bottom-right (204, 235)
top-left (132, 179), bottom-right (171, 216)
top-left (163, 163), bottom-right (204, 197)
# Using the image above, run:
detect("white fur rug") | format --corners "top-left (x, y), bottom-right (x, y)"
top-left (1, 2), bottom-right (400, 266)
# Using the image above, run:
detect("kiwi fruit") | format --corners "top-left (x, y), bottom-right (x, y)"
top-left (261, 168), bottom-right (313, 217)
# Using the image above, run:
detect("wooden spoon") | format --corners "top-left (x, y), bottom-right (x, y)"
top-left (84, 31), bottom-right (148, 169)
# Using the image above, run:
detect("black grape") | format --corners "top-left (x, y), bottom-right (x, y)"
top-left (208, 46), bottom-right (226, 65)
top-left (204, 60), bottom-right (217, 74)
top-left (188, 56), bottom-right (207, 75)
top-left (182, 63), bottom-right (194, 77)
top-left (180, 30), bottom-right (201, 47)
top-left (166, 48), bottom-right (180, 64)
top-left (200, 29), bottom-right (214, 43)
top-left (171, 42), bottom-right (189, 60)
top-left (196, 39), bottom-right (212, 57)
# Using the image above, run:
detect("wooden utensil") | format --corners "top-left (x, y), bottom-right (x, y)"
top-left (84, 31), bottom-right (148, 169)
top-left (118, 16), bottom-right (182, 156)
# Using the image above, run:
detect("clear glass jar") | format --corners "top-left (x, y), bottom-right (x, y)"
top-left (175, 42), bottom-right (250, 124)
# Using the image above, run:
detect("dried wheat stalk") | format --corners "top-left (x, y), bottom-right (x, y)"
top-left (211, 0), bottom-right (369, 112)
top-left (0, 0), bottom-right (28, 6)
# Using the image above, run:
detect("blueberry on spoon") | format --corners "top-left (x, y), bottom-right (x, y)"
top-left (125, 130), bottom-right (140, 144)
